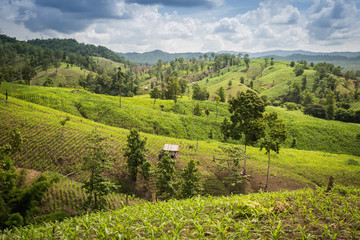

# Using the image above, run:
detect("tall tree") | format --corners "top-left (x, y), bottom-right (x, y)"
top-left (217, 86), bottom-right (226, 102)
top-left (81, 129), bottom-right (116, 210)
top-left (223, 90), bottom-right (266, 174)
top-left (123, 129), bottom-right (150, 181)
top-left (244, 54), bottom-right (250, 69)
top-left (21, 65), bottom-right (36, 85)
top-left (260, 112), bottom-right (287, 190)
top-left (150, 87), bottom-right (160, 109)
top-left (213, 145), bottom-right (247, 193)
top-left (180, 159), bottom-right (201, 198)
top-left (117, 67), bottom-right (125, 108)
top-left (156, 152), bottom-right (175, 199)
top-left (325, 91), bottom-right (336, 120)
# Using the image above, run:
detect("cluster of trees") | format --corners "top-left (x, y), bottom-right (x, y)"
top-left (150, 76), bottom-right (187, 103)
top-left (281, 61), bottom-right (360, 124)
top-left (123, 129), bottom-right (201, 200)
top-left (0, 130), bottom-right (58, 229)
top-left (221, 90), bottom-right (287, 189)
top-left (0, 34), bottom-right (132, 86)
top-left (79, 67), bottom-right (139, 97)
top-left (81, 128), bottom-right (202, 210)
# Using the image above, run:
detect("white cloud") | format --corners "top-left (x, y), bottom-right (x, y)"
top-left (0, 0), bottom-right (359, 53)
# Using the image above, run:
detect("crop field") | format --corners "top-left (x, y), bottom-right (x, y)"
top-left (1, 95), bottom-right (360, 190)
top-left (2, 185), bottom-right (359, 239)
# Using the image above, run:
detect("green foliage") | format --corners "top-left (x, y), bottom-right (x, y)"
top-left (214, 146), bottom-right (247, 192)
top-left (180, 159), bottom-right (201, 198)
top-left (294, 64), bottom-right (304, 76)
top-left (81, 129), bottom-right (116, 210)
top-left (325, 91), bottom-right (336, 120)
top-left (260, 112), bottom-right (287, 189)
top-left (156, 152), bottom-right (176, 200)
top-left (227, 90), bottom-right (266, 152)
top-left (193, 103), bottom-right (202, 116)
top-left (5, 185), bottom-right (360, 239)
top-left (0, 130), bottom-right (56, 229)
top-left (21, 65), bottom-right (36, 85)
top-left (123, 129), bottom-right (150, 181)
top-left (283, 102), bottom-right (301, 111)
top-left (217, 87), bottom-right (226, 102)
top-left (192, 84), bottom-right (209, 101)
top-left (346, 159), bottom-right (359, 166)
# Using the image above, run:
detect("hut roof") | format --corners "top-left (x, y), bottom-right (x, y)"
top-left (163, 144), bottom-right (179, 152)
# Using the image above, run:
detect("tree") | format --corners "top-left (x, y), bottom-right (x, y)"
top-left (213, 145), bottom-right (247, 193)
top-left (59, 116), bottom-right (70, 136)
top-left (117, 67), bottom-right (125, 108)
top-left (194, 103), bottom-right (201, 116)
top-left (244, 54), bottom-right (250, 69)
top-left (150, 87), bottom-right (160, 109)
top-left (192, 84), bottom-right (209, 101)
top-left (180, 160), bottom-right (201, 198)
top-left (81, 129), bottom-right (116, 210)
top-left (156, 152), bottom-right (175, 199)
top-left (301, 75), bottom-right (307, 91)
top-left (325, 91), bottom-right (336, 120)
top-left (123, 129), bottom-right (150, 181)
top-left (224, 90), bottom-right (266, 174)
top-left (294, 64), bottom-right (304, 76)
top-left (21, 65), bottom-right (36, 85)
top-left (217, 87), bottom-right (226, 102)
top-left (1, 129), bottom-right (56, 229)
top-left (290, 61), bottom-right (295, 67)
top-left (240, 76), bottom-right (245, 84)
top-left (260, 112), bottom-right (287, 190)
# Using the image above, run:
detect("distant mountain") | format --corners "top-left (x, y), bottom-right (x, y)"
top-left (118, 49), bottom-right (360, 70)
top-left (117, 50), bottom-right (205, 65)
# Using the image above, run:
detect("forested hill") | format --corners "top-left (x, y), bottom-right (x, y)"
top-left (27, 38), bottom-right (126, 64)
top-left (119, 49), bottom-right (360, 70)
top-left (118, 50), bottom-right (204, 65)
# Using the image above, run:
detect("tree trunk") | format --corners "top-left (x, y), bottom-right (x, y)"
top-left (119, 87), bottom-right (122, 108)
top-left (243, 144), bottom-right (247, 175)
top-left (265, 151), bottom-right (271, 190)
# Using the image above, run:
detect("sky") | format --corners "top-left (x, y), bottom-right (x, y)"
top-left (1, 0), bottom-right (360, 53)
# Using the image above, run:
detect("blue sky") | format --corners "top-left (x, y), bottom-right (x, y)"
top-left (1, 0), bottom-right (359, 53)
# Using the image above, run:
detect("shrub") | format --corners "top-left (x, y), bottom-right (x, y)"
top-left (283, 102), bottom-right (301, 111)
top-left (304, 104), bottom-right (326, 119)
top-left (346, 159), bottom-right (360, 166)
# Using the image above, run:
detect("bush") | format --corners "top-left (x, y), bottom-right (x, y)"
top-left (346, 159), bottom-right (360, 166)
top-left (283, 102), bottom-right (301, 111)
top-left (304, 104), bottom-right (326, 119)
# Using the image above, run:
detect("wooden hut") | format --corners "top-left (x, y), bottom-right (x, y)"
top-left (163, 144), bottom-right (180, 158)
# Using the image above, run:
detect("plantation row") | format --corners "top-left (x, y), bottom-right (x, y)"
top-left (2, 185), bottom-right (359, 239)
top-left (38, 173), bottom-right (145, 220)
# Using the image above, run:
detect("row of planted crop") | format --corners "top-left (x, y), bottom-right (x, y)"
top-left (2, 185), bottom-right (359, 239)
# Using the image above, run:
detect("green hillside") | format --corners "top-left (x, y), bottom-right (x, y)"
top-left (2, 82), bottom-right (359, 156)
top-left (1, 94), bottom-right (360, 189)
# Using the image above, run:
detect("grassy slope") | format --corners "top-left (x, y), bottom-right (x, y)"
top-left (1, 95), bottom-right (360, 189)
top-left (1, 82), bottom-right (360, 156)
top-left (2, 185), bottom-right (360, 239)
